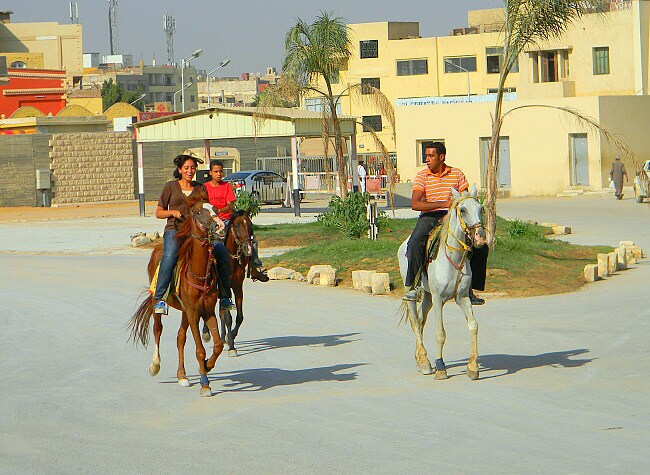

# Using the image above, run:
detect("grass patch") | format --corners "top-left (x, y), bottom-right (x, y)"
top-left (257, 216), bottom-right (612, 298)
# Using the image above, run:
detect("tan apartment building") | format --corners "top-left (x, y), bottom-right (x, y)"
top-left (0, 10), bottom-right (83, 86)
top-left (308, 0), bottom-right (650, 196)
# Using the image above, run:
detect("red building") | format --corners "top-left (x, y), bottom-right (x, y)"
top-left (0, 68), bottom-right (66, 117)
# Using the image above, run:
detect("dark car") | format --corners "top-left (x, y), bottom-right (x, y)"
top-left (223, 170), bottom-right (288, 204)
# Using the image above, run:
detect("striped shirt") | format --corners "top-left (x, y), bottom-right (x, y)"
top-left (413, 165), bottom-right (469, 211)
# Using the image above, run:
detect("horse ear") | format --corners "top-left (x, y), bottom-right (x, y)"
top-left (470, 184), bottom-right (478, 198)
top-left (245, 205), bottom-right (253, 215)
top-left (451, 187), bottom-right (460, 199)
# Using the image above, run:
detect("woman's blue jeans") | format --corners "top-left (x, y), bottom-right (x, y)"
top-left (153, 229), bottom-right (178, 300)
top-left (213, 241), bottom-right (232, 299)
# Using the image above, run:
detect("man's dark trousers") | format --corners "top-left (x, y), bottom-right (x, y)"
top-left (405, 211), bottom-right (488, 290)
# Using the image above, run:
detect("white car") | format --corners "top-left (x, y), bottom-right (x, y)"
top-left (633, 160), bottom-right (650, 203)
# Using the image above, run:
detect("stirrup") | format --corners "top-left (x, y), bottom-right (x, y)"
top-left (153, 300), bottom-right (168, 315)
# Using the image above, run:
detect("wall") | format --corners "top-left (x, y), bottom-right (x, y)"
top-left (50, 132), bottom-right (135, 204)
top-left (0, 134), bottom-right (51, 206)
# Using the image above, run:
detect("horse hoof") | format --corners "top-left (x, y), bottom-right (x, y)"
top-left (228, 349), bottom-right (238, 357)
top-left (417, 363), bottom-right (433, 375)
top-left (202, 332), bottom-right (211, 343)
top-left (178, 378), bottom-right (190, 387)
top-left (434, 369), bottom-right (449, 380)
top-left (467, 367), bottom-right (480, 380)
top-left (199, 386), bottom-right (212, 397)
top-left (149, 363), bottom-right (160, 377)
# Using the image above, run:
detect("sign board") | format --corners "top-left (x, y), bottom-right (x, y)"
top-left (396, 93), bottom-right (517, 107)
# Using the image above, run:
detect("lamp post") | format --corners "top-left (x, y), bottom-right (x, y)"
top-left (130, 93), bottom-right (146, 107)
top-left (443, 58), bottom-right (471, 101)
top-left (173, 80), bottom-right (193, 112)
top-left (206, 59), bottom-right (230, 107)
top-left (181, 48), bottom-right (203, 112)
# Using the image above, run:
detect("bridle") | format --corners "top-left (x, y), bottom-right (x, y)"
top-left (184, 203), bottom-right (220, 294)
top-left (228, 214), bottom-right (255, 264)
top-left (444, 195), bottom-right (484, 272)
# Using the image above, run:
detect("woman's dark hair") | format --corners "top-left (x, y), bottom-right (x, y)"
top-left (173, 154), bottom-right (202, 179)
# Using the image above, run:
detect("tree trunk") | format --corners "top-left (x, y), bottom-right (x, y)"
top-left (326, 82), bottom-right (348, 198)
top-left (484, 80), bottom-right (506, 248)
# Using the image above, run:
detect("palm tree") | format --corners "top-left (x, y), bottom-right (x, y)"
top-left (484, 0), bottom-right (605, 246)
top-left (260, 11), bottom-right (395, 198)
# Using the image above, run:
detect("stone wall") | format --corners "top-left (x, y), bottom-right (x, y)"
top-left (50, 132), bottom-right (135, 204)
top-left (0, 135), bottom-right (52, 207)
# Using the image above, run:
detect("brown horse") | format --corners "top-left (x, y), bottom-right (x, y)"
top-left (202, 209), bottom-right (255, 357)
top-left (128, 198), bottom-right (224, 397)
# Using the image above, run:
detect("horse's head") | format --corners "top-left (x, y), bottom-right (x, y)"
top-left (228, 210), bottom-right (255, 257)
top-left (451, 184), bottom-right (486, 248)
top-left (190, 201), bottom-right (222, 241)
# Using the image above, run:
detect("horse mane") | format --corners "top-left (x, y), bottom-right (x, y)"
top-left (230, 209), bottom-right (247, 219)
top-left (434, 192), bottom-right (466, 254)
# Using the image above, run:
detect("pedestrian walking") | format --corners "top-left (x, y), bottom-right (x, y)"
top-left (610, 156), bottom-right (628, 200)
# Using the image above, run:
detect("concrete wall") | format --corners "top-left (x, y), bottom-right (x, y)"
top-left (50, 132), bottom-right (135, 204)
top-left (0, 134), bottom-right (51, 206)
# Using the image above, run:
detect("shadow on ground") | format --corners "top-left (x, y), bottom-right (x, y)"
top-left (446, 348), bottom-right (594, 379)
top-left (233, 332), bottom-right (361, 356)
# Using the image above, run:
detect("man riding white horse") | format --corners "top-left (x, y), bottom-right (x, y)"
top-left (403, 141), bottom-right (488, 304)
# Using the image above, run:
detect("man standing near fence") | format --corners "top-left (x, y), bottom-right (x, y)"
top-left (358, 161), bottom-right (367, 193)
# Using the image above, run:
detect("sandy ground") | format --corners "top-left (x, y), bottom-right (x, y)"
top-left (0, 193), bottom-right (649, 473)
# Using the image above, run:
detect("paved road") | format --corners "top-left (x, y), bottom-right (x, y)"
top-left (0, 194), bottom-right (649, 473)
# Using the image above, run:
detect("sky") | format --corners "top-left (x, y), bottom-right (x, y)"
top-left (5, 0), bottom-right (500, 75)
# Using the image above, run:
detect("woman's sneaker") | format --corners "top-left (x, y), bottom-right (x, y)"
top-left (220, 298), bottom-right (236, 311)
top-left (154, 301), bottom-right (168, 315)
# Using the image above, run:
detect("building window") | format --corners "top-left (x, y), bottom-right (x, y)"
top-left (593, 47), bottom-right (610, 75)
top-left (164, 75), bottom-right (173, 86)
top-left (166, 94), bottom-right (172, 102)
top-left (305, 97), bottom-right (342, 115)
top-left (396, 59), bottom-right (428, 76)
top-left (485, 47), bottom-right (518, 74)
top-left (444, 56), bottom-right (477, 73)
top-left (360, 40), bottom-right (379, 59)
top-left (418, 139), bottom-right (445, 164)
top-left (361, 78), bottom-right (380, 94)
top-left (362, 115), bottom-right (382, 132)
top-left (190, 95), bottom-right (195, 103)
top-left (487, 87), bottom-right (516, 94)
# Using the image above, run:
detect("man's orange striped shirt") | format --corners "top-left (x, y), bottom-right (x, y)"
top-left (413, 165), bottom-right (469, 211)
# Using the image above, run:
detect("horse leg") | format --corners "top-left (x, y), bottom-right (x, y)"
top-left (201, 319), bottom-right (211, 343)
top-left (457, 295), bottom-right (480, 380)
top-left (176, 311), bottom-right (190, 387)
top-left (406, 295), bottom-right (432, 375)
top-left (204, 312), bottom-right (224, 371)
top-left (187, 312), bottom-right (211, 397)
top-left (229, 281), bottom-right (244, 357)
top-left (432, 297), bottom-right (449, 380)
top-left (149, 313), bottom-right (163, 376)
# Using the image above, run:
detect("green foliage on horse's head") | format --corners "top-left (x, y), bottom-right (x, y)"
top-left (233, 190), bottom-right (261, 218)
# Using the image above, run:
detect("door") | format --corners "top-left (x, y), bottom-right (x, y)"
top-left (480, 137), bottom-right (511, 189)
top-left (570, 134), bottom-right (589, 186)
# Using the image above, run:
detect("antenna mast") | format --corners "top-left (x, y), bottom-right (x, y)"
top-left (108, 0), bottom-right (119, 55)
top-left (69, 2), bottom-right (79, 24)
top-left (163, 13), bottom-right (176, 66)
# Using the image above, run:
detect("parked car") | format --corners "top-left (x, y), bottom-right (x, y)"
top-left (633, 160), bottom-right (650, 203)
top-left (223, 170), bottom-right (289, 205)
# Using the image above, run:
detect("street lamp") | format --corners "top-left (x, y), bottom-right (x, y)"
top-left (173, 80), bottom-right (193, 112)
top-left (206, 59), bottom-right (231, 107)
top-left (130, 93), bottom-right (146, 106)
top-left (181, 48), bottom-right (203, 112)
top-left (443, 58), bottom-right (471, 101)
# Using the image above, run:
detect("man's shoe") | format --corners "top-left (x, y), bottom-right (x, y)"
top-left (220, 298), bottom-right (236, 311)
top-left (469, 291), bottom-right (485, 306)
top-left (251, 267), bottom-right (269, 282)
top-left (402, 288), bottom-right (419, 302)
top-left (154, 300), bottom-right (168, 315)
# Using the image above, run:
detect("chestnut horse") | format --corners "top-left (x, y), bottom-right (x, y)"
top-left (128, 199), bottom-right (224, 397)
top-left (202, 209), bottom-right (255, 357)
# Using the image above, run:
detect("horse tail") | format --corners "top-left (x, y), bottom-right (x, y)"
top-left (127, 290), bottom-right (154, 347)
top-left (397, 299), bottom-right (421, 328)
top-left (397, 300), bottom-right (410, 326)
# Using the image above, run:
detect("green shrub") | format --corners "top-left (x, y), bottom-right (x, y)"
top-left (505, 218), bottom-right (545, 240)
top-left (317, 192), bottom-right (388, 238)
top-left (233, 190), bottom-right (261, 218)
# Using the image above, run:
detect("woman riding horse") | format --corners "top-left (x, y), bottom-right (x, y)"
top-left (152, 154), bottom-right (234, 316)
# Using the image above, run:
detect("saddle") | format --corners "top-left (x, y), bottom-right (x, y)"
top-left (412, 224), bottom-right (444, 288)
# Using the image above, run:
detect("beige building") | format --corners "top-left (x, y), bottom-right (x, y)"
top-left (309, 1), bottom-right (650, 195)
top-left (0, 10), bottom-right (83, 85)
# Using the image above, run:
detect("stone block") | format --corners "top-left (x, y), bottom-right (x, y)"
top-left (268, 267), bottom-right (295, 280)
top-left (583, 264), bottom-right (599, 282)
top-left (627, 245), bottom-right (643, 259)
top-left (307, 265), bottom-right (336, 286)
top-left (607, 252), bottom-right (618, 274)
top-left (619, 241), bottom-right (635, 247)
top-left (615, 247), bottom-right (627, 271)
top-left (597, 253), bottom-right (609, 278)
top-left (146, 231), bottom-right (160, 241)
top-left (131, 235), bottom-right (151, 247)
top-left (352, 270), bottom-right (376, 291)
top-left (371, 273), bottom-right (391, 295)
top-left (293, 272), bottom-right (306, 282)
top-left (551, 225), bottom-right (571, 235)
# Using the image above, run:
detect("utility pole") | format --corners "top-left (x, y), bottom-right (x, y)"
top-left (163, 13), bottom-right (175, 66)
top-left (108, 0), bottom-right (119, 55)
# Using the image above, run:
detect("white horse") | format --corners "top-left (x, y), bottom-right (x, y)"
top-left (398, 185), bottom-right (486, 379)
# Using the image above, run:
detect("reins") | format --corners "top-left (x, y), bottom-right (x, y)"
top-left (182, 209), bottom-right (217, 295)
